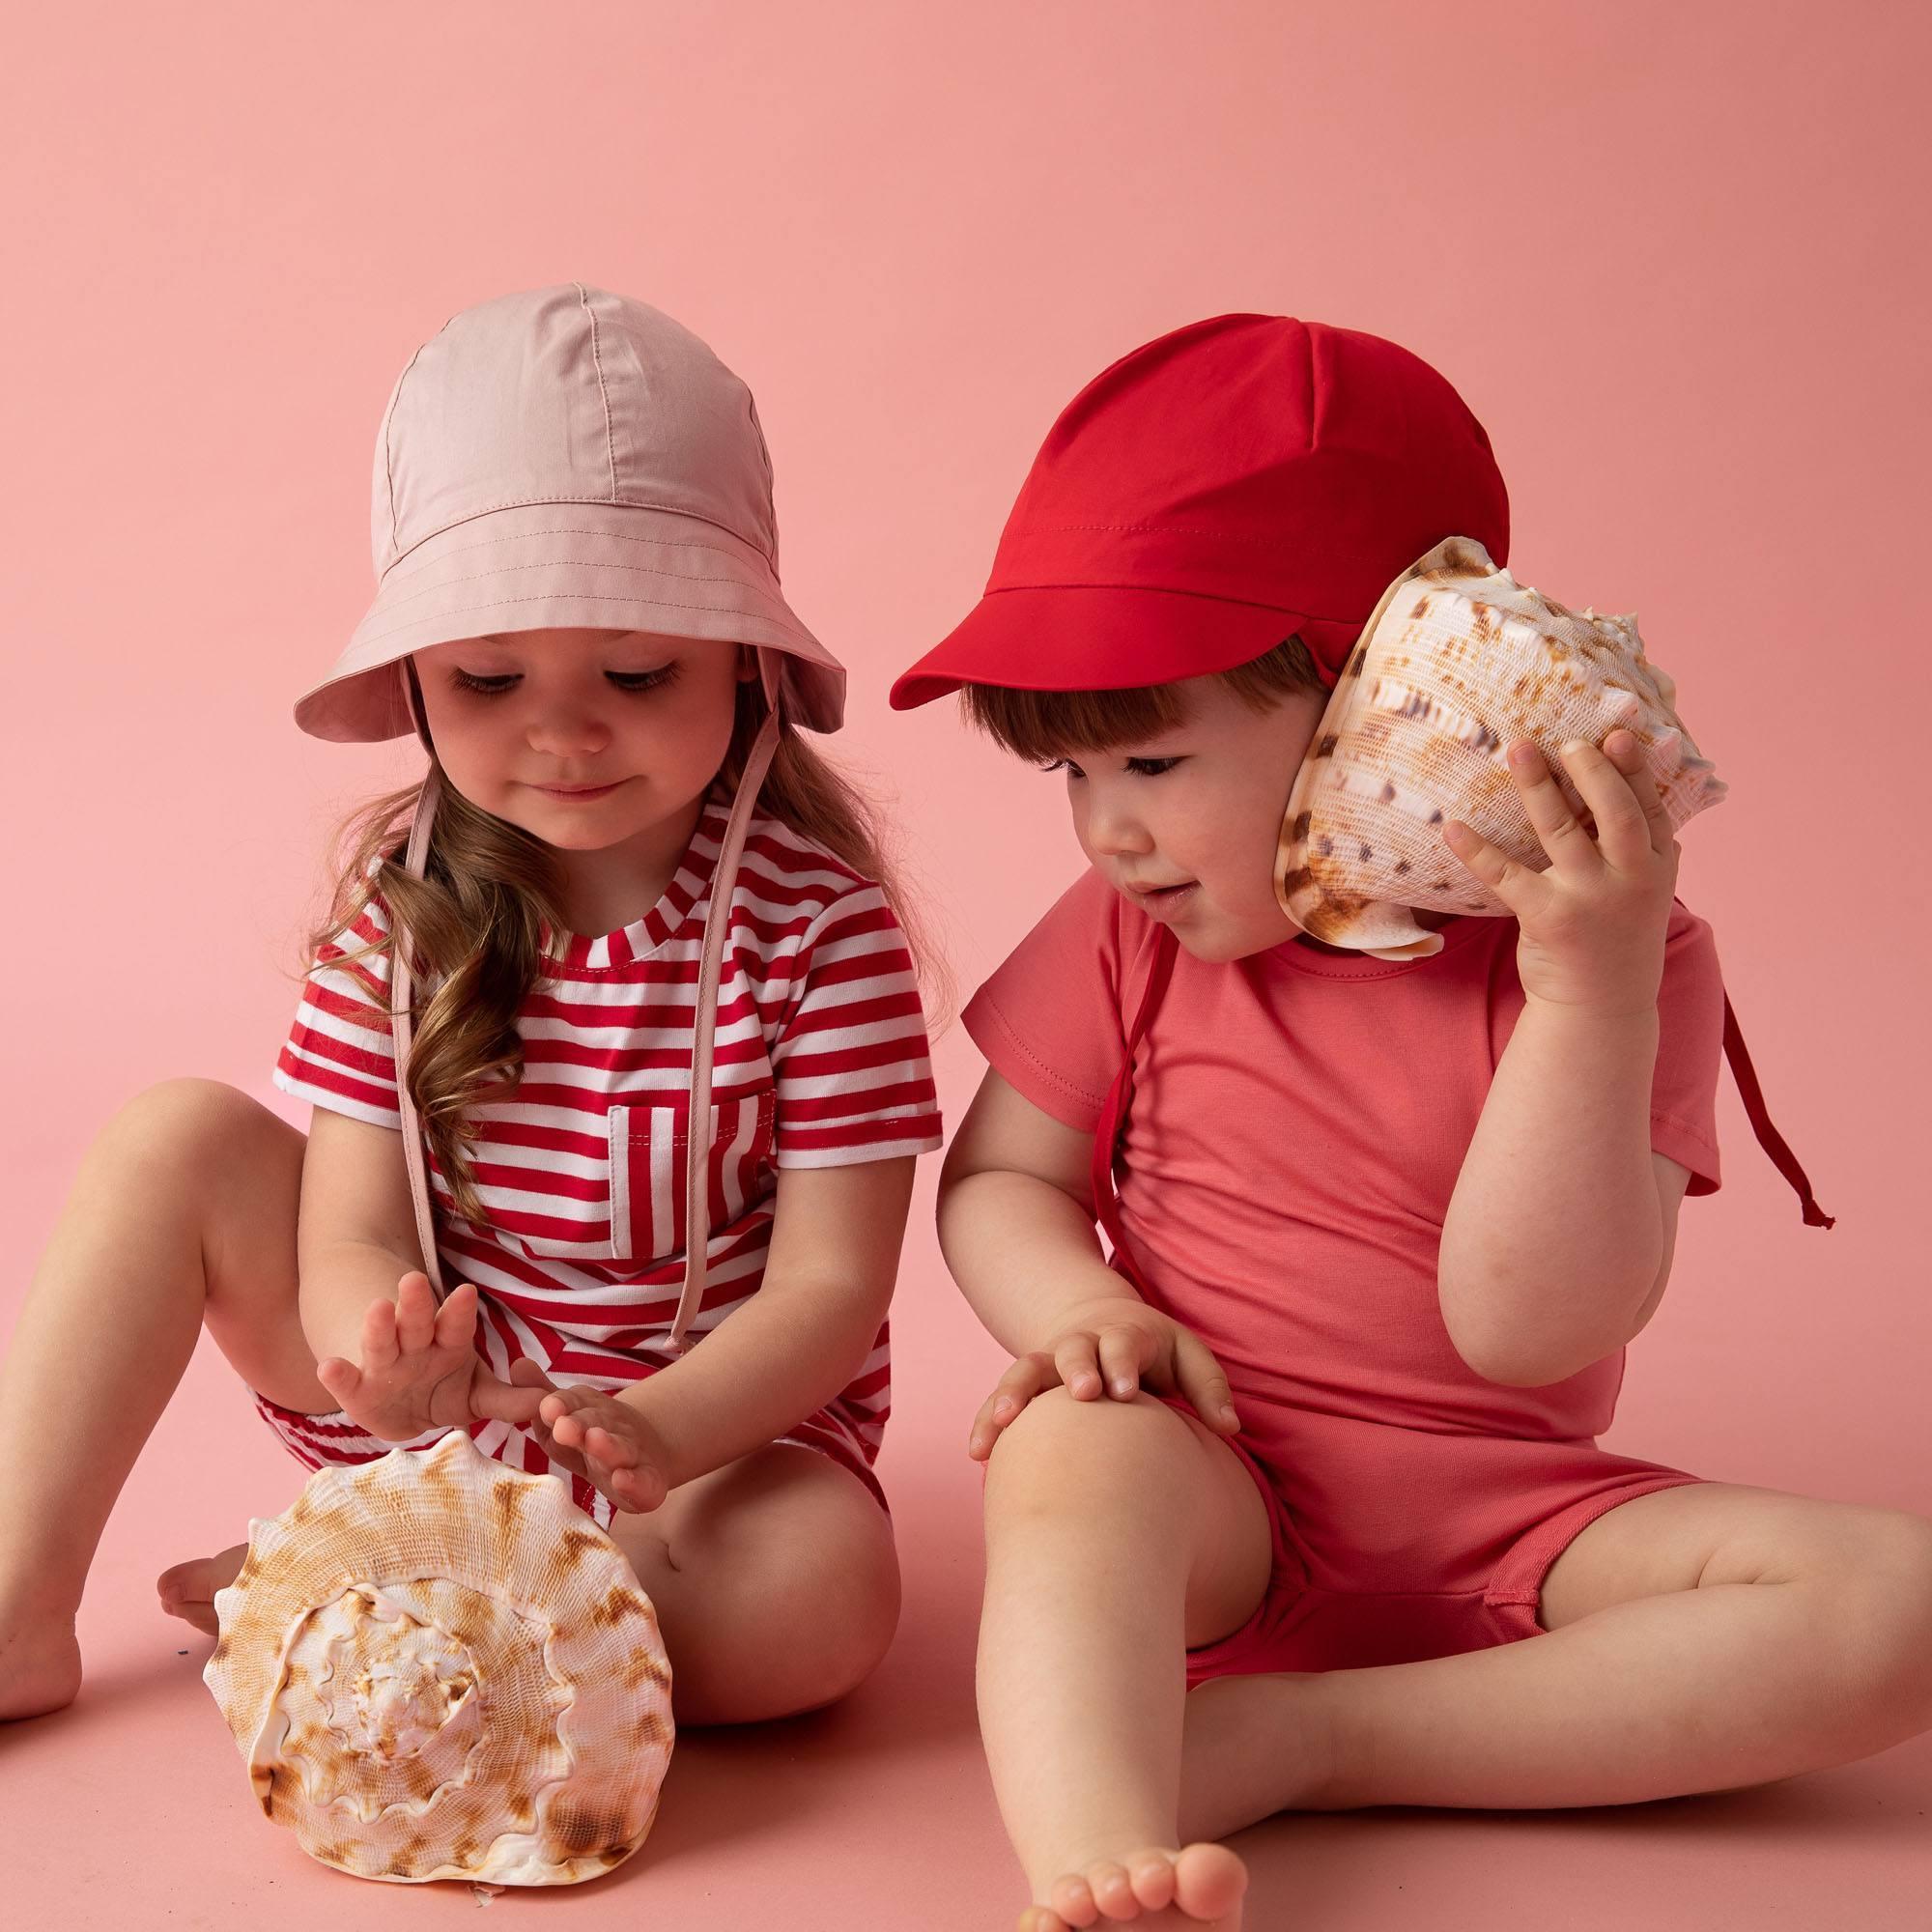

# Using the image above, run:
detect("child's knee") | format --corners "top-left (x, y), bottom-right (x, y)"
top-left (103, 1077), bottom-right (262, 1170)
top-left (984, 1385), bottom-right (1199, 1514)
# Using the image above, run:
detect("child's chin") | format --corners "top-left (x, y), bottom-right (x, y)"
top-left (1173, 909), bottom-right (1301, 965)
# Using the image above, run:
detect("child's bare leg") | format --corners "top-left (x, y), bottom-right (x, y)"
top-left (1176, 1483), bottom-right (1932, 1840)
top-left (605, 1440), bottom-right (902, 1726)
top-left (0, 1079), bottom-right (325, 1718)
top-left (979, 1387), bottom-right (1293, 1930)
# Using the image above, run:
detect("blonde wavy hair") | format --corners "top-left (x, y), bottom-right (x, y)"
top-left (301, 668), bottom-right (948, 1229)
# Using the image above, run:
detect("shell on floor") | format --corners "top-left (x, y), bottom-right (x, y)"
top-left (203, 1430), bottom-right (673, 1887)
top-left (1274, 535), bottom-right (1726, 959)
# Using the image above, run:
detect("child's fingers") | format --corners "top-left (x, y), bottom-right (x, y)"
top-left (607, 1463), bottom-right (668, 1514)
top-left (1440, 813), bottom-right (1552, 923)
top-left (1503, 740), bottom-right (1598, 875)
top-left (315, 1355), bottom-right (358, 1402)
top-left (1557, 738), bottom-right (1650, 871)
top-left (392, 1271), bottom-right (437, 1354)
top-left (431, 1279), bottom-right (477, 1351)
top-left (1094, 1323), bottom-right (1150, 1399)
top-left (469, 1368), bottom-right (545, 1427)
top-left (1052, 1333), bottom-right (1104, 1401)
top-left (1174, 1328), bottom-right (1240, 1434)
top-left (360, 1295), bottom-right (400, 1370)
top-left (508, 1358), bottom-right (557, 1392)
top-left (968, 1354), bottom-right (1051, 1457)
top-left (1597, 728), bottom-right (1674, 862)
top-left (583, 1423), bottom-right (639, 1469)
top-left (538, 1385), bottom-right (595, 1428)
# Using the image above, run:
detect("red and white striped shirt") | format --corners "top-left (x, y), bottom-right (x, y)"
top-left (261, 795), bottom-right (943, 1523)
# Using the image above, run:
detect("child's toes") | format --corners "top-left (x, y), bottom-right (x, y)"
top-left (1171, 1843), bottom-right (1248, 1922)
top-left (1123, 1848), bottom-right (1180, 1911)
top-left (1017, 1910), bottom-right (1072, 1932)
top-left (1046, 1868), bottom-right (1104, 1926)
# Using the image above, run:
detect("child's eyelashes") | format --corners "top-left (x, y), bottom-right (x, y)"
top-left (1038, 755), bottom-right (1184, 780)
top-left (449, 666), bottom-right (681, 697)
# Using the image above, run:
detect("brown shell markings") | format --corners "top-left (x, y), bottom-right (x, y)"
top-left (1274, 536), bottom-right (1726, 960)
top-left (204, 1430), bottom-right (673, 1887)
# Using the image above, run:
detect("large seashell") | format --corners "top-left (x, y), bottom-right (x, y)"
top-left (1275, 535), bottom-right (1726, 960)
top-left (204, 1431), bottom-right (673, 1887)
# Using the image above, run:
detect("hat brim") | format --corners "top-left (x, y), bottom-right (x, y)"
top-left (297, 500), bottom-right (845, 740)
top-left (889, 584), bottom-right (1364, 709)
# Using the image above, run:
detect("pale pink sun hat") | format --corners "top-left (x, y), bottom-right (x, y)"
top-left (295, 280), bottom-right (845, 740)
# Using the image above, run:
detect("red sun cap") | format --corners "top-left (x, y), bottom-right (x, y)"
top-left (891, 314), bottom-right (1510, 708)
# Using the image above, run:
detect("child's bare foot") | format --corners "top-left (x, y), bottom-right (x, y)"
top-left (0, 1606), bottom-right (83, 1721)
top-left (1020, 1841), bottom-right (1248, 1932)
top-left (156, 1543), bottom-right (246, 1638)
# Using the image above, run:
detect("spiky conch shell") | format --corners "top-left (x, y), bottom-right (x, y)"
top-left (1274, 535), bottom-right (1726, 961)
top-left (203, 1431), bottom-right (673, 1886)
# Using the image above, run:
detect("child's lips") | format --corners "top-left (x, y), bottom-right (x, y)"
top-left (1125, 878), bottom-right (1199, 916)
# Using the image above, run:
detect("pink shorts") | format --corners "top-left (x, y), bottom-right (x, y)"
top-left (1152, 1396), bottom-right (1705, 1688)
top-left (252, 1390), bottom-right (890, 1531)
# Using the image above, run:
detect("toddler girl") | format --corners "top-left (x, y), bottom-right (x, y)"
top-left (0, 283), bottom-right (943, 1731)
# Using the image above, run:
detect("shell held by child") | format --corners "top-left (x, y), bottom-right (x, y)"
top-left (202, 1429), bottom-right (673, 1886)
top-left (1275, 535), bottom-right (1726, 960)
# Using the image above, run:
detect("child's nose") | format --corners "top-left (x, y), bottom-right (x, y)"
top-left (526, 710), bottom-right (611, 756)
top-left (1086, 796), bottom-right (1153, 858)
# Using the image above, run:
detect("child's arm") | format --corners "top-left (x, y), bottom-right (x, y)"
top-left (592, 1155), bottom-right (919, 1496)
top-left (1435, 731), bottom-right (1692, 1388)
top-left (297, 1107), bottom-right (543, 1438)
top-left (940, 1070), bottom-right (1241, 1458)
top-left (1438, 1005), bottom-right (1690, 1386)
top-left (295, 1105), bottom-right (429, 1363)
top-left (938, 1069), bottom-right (1138, 1351)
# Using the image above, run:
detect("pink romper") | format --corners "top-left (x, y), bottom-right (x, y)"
top-left (965, 867), bottom-right (1740, 1685)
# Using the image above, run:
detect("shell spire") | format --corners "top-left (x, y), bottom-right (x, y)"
top-left (204, 1431), bottom-right (673, 1886)
top-left (1274, 535), bottom-right (1725, 959)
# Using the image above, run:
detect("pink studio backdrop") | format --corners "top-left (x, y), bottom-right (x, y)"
top-left (1, 5), bottom-right (1926, 1928)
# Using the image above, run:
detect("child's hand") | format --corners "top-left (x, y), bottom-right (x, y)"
top-left (1441, 729), bottom-right (1679, 1015)
top-left (967, 1296), bottom-right (1241, 1462)
top-left (315, 1274), bottom-right (546, 1444)
top-left (505, 1360), bottom-right (674, 1515)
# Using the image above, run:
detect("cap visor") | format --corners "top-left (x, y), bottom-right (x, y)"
top-left (890, 583), bottom-right (1358, 708)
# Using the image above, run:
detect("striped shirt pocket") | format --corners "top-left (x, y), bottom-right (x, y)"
top-left (607, 1087), bottom-right (778, 1265)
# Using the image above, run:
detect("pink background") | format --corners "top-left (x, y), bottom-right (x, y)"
top-left (2, 3), bottom-right (1926, 1925)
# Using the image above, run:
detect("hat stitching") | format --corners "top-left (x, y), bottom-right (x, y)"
top-left (384, 497), bottom-right (773, 576)
top-left (574, 281), bottom-right (622, 500)
top-left (383, 345), bottom-right (428, 557)
top-left (382, 522), bottom-right (768, 590)
top-left (370, 554), bottom-right (793, 622)
top-left (353, 588), bottom-right (813, 652)
top-left (1016, 523), bottom-right (1372, 548)
top-left (976, 582), bottom-right (1363, 625)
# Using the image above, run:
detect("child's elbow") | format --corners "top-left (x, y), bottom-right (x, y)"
top-left (1449, 1329), bottom-right (1621, 1389)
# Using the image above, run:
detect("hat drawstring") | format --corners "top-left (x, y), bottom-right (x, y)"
top-left (665, 652), bottom-right (783, 1354)
top-left (389, 651), bottom-right (792, 1331)
top-left (1091, 921), bottom-right (1833, 1298)
top-left (394, 764), bottom-right (446, 1296)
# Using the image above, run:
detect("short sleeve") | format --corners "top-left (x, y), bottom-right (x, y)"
top-left (1650, 899), bottom-right (1725, 1195)
top-left (960, 867), bottom-right (1130, 1134)
top-left (770, 884), bottom-right (944, 1166)
top-left (272, 892), bottom-right (405, 1130)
